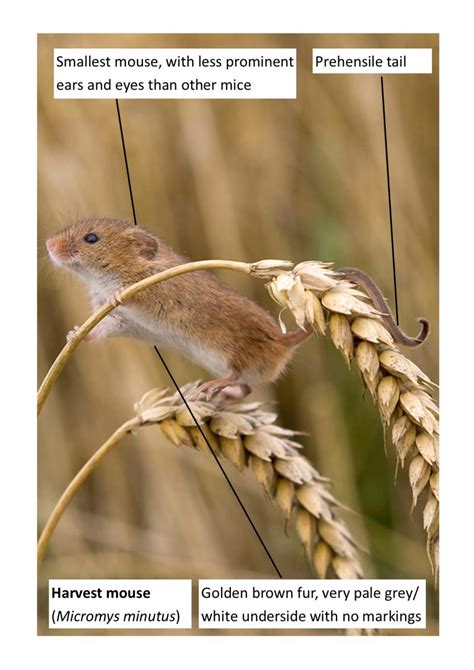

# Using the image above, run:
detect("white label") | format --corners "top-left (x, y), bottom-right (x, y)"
top-left (312, 49), bottom-right (432, 74)
top-left (49, 579), bottom-right (192, 629)
top-left (199, 579), bottom-right (426, 629)
top-left (54, 48), bottom-right (296, 99)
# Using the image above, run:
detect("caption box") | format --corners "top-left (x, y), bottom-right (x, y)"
top-left (54, 48), bottom-right (296, 99)
top-left (49, 579), bottom-right (192, 629)
top-left (312, 48), bottom-right (432, 74)
top-left (199, 579), bottom-right (426, 629)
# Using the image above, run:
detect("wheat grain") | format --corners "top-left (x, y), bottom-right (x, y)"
top-left (265, 262), bottom-right (439, 576)
top-left (135, 382), bottom-right (364, 580)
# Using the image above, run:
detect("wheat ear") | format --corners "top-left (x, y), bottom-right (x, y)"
top-left (265, 262), bottom-right (439, 576)
top-left (38, 383), bottom-right (363, 581)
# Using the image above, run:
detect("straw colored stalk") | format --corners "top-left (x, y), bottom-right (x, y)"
top-left (38, 382), bottom-right (363, 582)
top-left (265, 262), bottom-right (439, 576)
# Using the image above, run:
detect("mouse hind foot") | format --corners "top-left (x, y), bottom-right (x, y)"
top-left (194, 376), bottom-right (251, 402)
top-left (220, 383), bottom-right (251, 400)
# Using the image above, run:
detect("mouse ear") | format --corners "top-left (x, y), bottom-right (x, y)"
top-left (125, 227), bottom-right (158, 259)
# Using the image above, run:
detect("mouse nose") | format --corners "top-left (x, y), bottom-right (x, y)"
top-left (46, 237), bottom-right (61, 258)
top-left (46, 236), bottom-right (72, 264)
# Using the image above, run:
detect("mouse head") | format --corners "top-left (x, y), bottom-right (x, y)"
top-left (46, 218), bottom-right (158, 280)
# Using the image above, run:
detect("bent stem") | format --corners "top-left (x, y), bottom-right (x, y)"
top-left (37, 416), bottom-right (140, 569)
top-left (37, 259), bottom-right (253, 414)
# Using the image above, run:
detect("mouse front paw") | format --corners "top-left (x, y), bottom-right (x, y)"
top-left (66, 325), bottom-right (81, 343)
top-left (66, 325), bottom-right (95, 344)
top-left (108, 290), bottom-right (123, 308)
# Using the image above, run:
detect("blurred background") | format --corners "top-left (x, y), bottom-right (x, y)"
top-left (38, 33), bottom-right (439, 635)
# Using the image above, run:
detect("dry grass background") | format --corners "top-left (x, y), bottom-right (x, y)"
top-left (38, 33), bottom-right (439, 635)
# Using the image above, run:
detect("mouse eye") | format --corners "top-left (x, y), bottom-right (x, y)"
top-left (84, 233), bottom-right (99, 244)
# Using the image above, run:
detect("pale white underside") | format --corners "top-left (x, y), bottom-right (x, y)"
top-left (89, 276), bottom-right (231, 377)
top-left (51, 255), bottom-right (238, 379)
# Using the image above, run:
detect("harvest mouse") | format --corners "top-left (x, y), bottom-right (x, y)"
top-left (46, 217), bottom-right (311, 400)
top-left (46, 217), bottom-right (429, 399)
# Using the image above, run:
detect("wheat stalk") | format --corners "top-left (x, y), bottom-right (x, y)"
top-left (265, 262), bottom-right (439, 576)
top-left (37, 417), bottom-right (140, 567)
top-left (38, 383), bottom-right (363, 582)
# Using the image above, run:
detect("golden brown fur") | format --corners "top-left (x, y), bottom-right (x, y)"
top-left (47, 217), bottom-right (310, 396)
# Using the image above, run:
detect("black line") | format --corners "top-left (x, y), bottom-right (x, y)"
top-left (115, 100), bottom-right (138, 227)
top-left (380, 77), bottom-right (400, 325)
top-left (114, 100), bottom-right (282, 578)
top-left (152, 345), bottom-right (283, 578)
